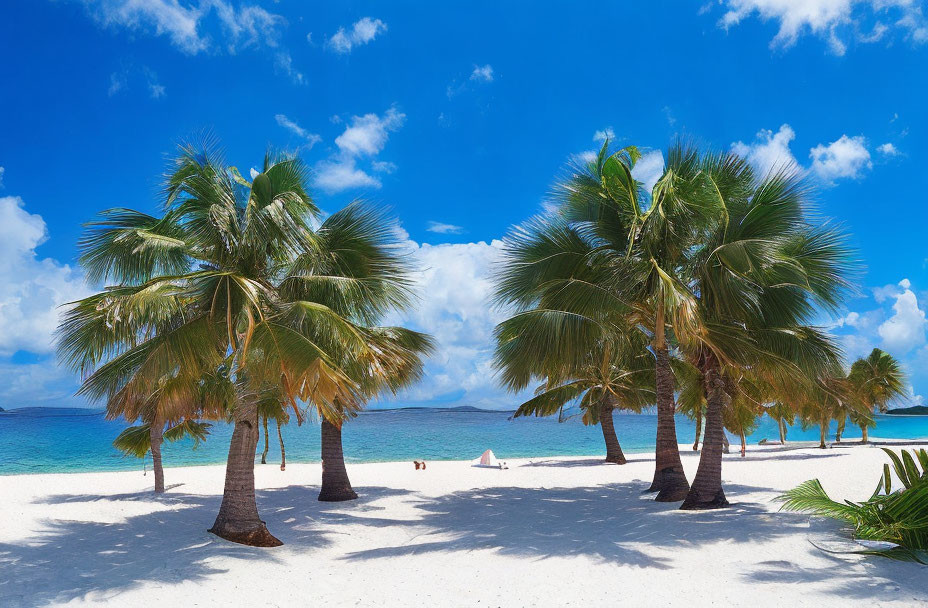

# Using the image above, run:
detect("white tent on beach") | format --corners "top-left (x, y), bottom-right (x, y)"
top-left (473, 449), bottom-right (506, 468)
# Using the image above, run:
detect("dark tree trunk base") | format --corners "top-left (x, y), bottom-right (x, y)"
top-left (648, 467), bottom-right (691, 501)
top-left (208, 521), bottom-right (283, 547)
top-left (604, 454), bottom-right (627, 465)
top-left (679, 488), bottom-right (729, 510)
top-left (318, 486), bottom-right (359, 502)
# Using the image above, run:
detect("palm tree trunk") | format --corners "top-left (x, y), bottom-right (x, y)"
top-left (693, 409), bottom-right (702, 451)
top-left (721, 431), bottom-right (730, 453)
top-left (681, 351), bottom-right (730, 510)
top-left (208, 394), bottom-right (282, 547)
top-left (261, 415), bottom-right (269, 465)
top-left (778, 418), bottom-right (787, 444)
top-left (319, 418), bottom-right (358, 501)
top-left (835, 416), bottom-right (845, 443)
top-left (739, 428), bottom-right (746, 458)
top-left (647, 308), bottom-right (689, 501)
top-left (600, 403), bottom-right (627, 464)
top-left (819, 419), bottom-right (827, 449)
top-left (150, 419), bottom-right (165, 494)
top-left (277, 418), bottom-right (286, 471)
top-left (861, 425), bottom-right (869, 443)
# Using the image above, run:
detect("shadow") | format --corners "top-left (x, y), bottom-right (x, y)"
top-left (341, 481), bottom-right (802, 569)
top-left (734, 452), bottom-right (844, 462)
top-left (0, 485), bottom-right (411, 608)
top-left (521, 455), bottom-right (655, 468)
top-left (739, 517), bottom-right (928, 600)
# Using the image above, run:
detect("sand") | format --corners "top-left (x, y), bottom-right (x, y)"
top-left (2, 441), bottom-right (927, 607)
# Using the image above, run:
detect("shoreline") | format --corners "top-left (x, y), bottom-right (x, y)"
top-left (3, 436), bottom-right (928, 478)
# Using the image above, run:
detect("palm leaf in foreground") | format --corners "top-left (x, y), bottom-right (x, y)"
top-left (776, 448), bottom-right (928, 565)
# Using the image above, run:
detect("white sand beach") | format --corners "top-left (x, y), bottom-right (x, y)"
top-left (2, 443), bottom-right (927, 607)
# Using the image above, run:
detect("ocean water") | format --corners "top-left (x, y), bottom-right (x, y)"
top-left (1, 407), bottom-right (927, 475)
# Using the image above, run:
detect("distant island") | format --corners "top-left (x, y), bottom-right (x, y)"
top-left (886, 406), bottom-right (928, 416)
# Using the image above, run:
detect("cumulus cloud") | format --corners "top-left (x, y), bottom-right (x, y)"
top-left (877, 142), bottom-right (900, 156)
top-left (809, 134), bottom-right (872, 182)
top-left (878, 278), bottom-right (927, 353)
top-left (314, 106), bottom-right (405, 192)
top-left (0, 196), bottom-right (87, 357)
top-left (379, 237), bottom-right (526, 409)
top-left (274, 113), bottom-right (321, 148)
top-left (426, 221), bottom-right (465, 235)
top-left (326, 17), bottom-right (387, 54)
top-left (470, 64), bottom-right (494, 82)
top-left (714, 0), bottom-right (928, 55)
top-left (731, 124), bottom-right (799, 176)
top-left (78, 0), bottom-right (285, 55)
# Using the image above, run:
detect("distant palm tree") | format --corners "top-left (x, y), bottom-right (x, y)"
top-left (847, 348), bottom-right (907, 443)
top-left (317, 327), bottom-right (434, 502)
top-left (498, 331), bottom-right (655, 465)
top-left (112, 419), bottom-right (211, 490)
top-left (766, 402), bottom-right (794, 445)
top-left (256, 388), bottom-right (290, 469)
top-left (272, 204), bottom-right (434, 502)
top-left (57, 142), bottom-right (411, 546)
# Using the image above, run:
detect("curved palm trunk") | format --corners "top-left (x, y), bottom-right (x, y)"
top-left (318, 418), bottom-right (358, 502)
top-left (692, 409), bottom-right (702, 451)
top-left (277, 418), bottom-right (286, 471)
top-left (600, 404), bottom-right (627, 464)
top-left (860, 425), bottom-right (869, 444)
top-left (778, 418), bottom-right (787, 444)
top-left (648, 332), bottom-right (689, 501)
top-left (261, 415), bottom-right (269, 465)
top-left (150, 419), bottom-right (165, 494)
top-left (681, 352), bottom-right (730, 510)
top-left (721, 431), bottom-right (730, 454)
top-left (835, 416), bottom-right (845, 443)
top-left (209, 396), bottom-right (282, 547)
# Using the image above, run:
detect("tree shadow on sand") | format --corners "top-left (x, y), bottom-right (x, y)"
top-left (0, 485), bottom-right (410, 608)
top-left (340, 481), bottom-right (800, 568)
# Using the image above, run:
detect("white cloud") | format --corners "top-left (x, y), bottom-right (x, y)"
top-left (334, 107), bottom-right (405, 156)
top-left (314, 158), bottom-right (381, 192)
top-left (878, 278), bottom-right (927, 353)
top-left (877, 142), bottom-right (900, 156)
top-left (379, 237), bottom-right (526, 409)
top-left (326, 17), bottom-right (387, 54)
top-left (148, 82), bottom-right (166, 98)
top-left (592, 127), bottom-right (615, 143)
top-left (715, 0), bottom-right (928, 55)
top-left (0, 196), bottom-right (87, 357)
top-left (470, 64), bottom-right (494, 82)
top-left (78, 0), bottom-right (284, 55)
top-left (274, 114), bottom-right (321, 148)
top-left (632, 149), bottom-right (665, 192)
top-left (731, 124), bottom-right (799, 176)
top-left (314, 106), bottom-right (405, 193)
top-left (426, 221), bottom-right (465, 235)
top-left (810, 134), bottom-right (872, 182)
top-left (107, 71), bottom-right (126, 96)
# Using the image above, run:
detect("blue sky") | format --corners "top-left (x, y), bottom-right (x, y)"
top-left (0, 0), bottom-right (926, 410)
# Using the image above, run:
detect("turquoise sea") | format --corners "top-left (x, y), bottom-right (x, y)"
top-left (1, 407), bottom-right (928, 475)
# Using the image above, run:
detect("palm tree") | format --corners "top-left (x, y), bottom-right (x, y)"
top-left (848, 348), bottom-right (907, 443)
top-left (766, 402), bottom-right (794, 444)
top-left (256, 389), bottom-right (290, 469)
top-left (272, 203), bottom-right (434, 502)
top-left (58, 143), bottom-right (388, 546)
top-left (112, 419), bottom-right (211, 490)
top-left (494, 142), bottom-right (717, 501)
top-left (497, 330), bottom-right (655, 465)
top-left (679, 152), bottom-right (854, 509)
top-left (317, 327), bottom-right (434, 502)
